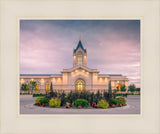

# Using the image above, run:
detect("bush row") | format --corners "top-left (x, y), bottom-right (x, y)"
top-left (46, 90), bottom-right (115, 106)
top-left (33, 93), bottom-right (46, 97)
top-left (35, 96), bottom-right (126, 109)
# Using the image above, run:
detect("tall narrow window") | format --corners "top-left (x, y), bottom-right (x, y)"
top-left (77, 53), bottom-right (83, 65)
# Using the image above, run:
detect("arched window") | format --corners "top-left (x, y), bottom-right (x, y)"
top-left (75, 79), bottom-right (85, 92)
top-left (77, 52), bottom-right (83, 65)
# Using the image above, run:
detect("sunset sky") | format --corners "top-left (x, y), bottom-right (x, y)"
top-left (20, 20), bottom-right (140, 87)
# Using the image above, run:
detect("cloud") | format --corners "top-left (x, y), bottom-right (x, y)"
top-left (20, 20), bottom-right (140, 87)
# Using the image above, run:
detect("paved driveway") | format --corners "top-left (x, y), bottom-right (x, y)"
top-left (20, 95), bottom-right (140, 114)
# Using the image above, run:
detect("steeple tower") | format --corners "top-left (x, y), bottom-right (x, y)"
top-left (73, 37), bottom-right (87, 67)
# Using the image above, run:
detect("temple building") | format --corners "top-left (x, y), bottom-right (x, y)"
top-left (20, 37), bottom-right (129, 93)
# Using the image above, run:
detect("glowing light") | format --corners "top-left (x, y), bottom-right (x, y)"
top-left (41, 79), bottom-right (44, 82)
top-left (75, 70), bottom-right (78, 73)
top-left (21, 78), bottom-right (24, 84)
top-left (86, 72), bottom-right (89, 75)
top-left (52, 78), bottom-right (55, 81)
top-left (58, 78), bottom-right (61, 80)
top-left (71, 72), bottom-right (74, 75)
top-left (84, 56), bottom-right (86, 58)
top-left (31, 78), bottom-right (34, 81)
top-left (73, 56), bottom-right (76, 58)
top-left (117, 81), bottom-right (119, 83)
top-left (82, 70), bottom-right (85, 72)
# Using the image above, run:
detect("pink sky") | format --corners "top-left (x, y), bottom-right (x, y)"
top-left (20, 20), bottom-right (140, 87)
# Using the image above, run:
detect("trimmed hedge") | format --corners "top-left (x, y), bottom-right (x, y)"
top-left (33, 93), bottom-right (46, 97)
top-left (74, 99), bottom-right (89, 108)
top-left (109, 98), bottom-right (119, 105)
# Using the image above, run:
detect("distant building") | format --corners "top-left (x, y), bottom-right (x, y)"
top-left (20, 37), bottom-right (129, 93)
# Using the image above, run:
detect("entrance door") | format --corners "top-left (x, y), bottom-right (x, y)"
top-left (75, 79), bottom-right (85, 92)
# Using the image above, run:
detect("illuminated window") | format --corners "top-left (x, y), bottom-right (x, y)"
top-left (75, 79), bottom-right (85, 92)
top-left (45, 83), bottom-right (50, 93)
top-left (77, 53), bottom-right (83, 65)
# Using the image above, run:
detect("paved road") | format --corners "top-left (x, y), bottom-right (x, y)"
top-left (20, 95), bottom-right (140, 114)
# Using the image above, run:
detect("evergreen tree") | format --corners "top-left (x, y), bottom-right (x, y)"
top-left (129, 84), bottom-right (136, 92)
top-left (30, 81), bottom-right (37, 94)
top-left (21, 83), bottom-right (29, 91)
top-left (108, 81), bottom-right (112, 94)
top-left (121, 84), bottom-right (127, 92)
top-left (50, 82), bottom-right (53, 92)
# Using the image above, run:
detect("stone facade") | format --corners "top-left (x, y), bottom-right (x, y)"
top-left (20, 38), bottom-right (129, 93)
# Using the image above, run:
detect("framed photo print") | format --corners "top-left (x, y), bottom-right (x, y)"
top-left (0, 0), bottom-right (160, 134)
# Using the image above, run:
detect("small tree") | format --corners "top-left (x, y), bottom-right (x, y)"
top-left (50, 82), bottom-right (53, 92)
top-left (129, 84), bottom-right (136, 92)
top-left (21, 83), bottom-right (29, 92)
top-left (135, 88), bottom-right (140, 92)
top-left (30, 81), bottom-right (37, 94)
top-left (108, 81), bottom-right (112, 94)
top-left (121, 84), bottom-right (126, 92)
top-left (113, 89), bottom-right (118, 94)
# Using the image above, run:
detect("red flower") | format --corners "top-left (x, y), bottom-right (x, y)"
top-left (94, 105), bottom-right (98, 108)
top-left (69, 104), bottom-right (72, 107)
top-left (112, 104), bottom-right (116, 107)
top-left (42, 104), bottom-right (46, 107)
top-left (79, 106), bottom-right (82, 109)
top-left (66, 106), bottom-right (69, 108)
top-left (92, 102), bottom-right (96, 107)
top-left (109, 104), bottom-right (112, 106)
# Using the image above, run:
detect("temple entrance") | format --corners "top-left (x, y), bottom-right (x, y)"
top-left (75, 79), bottom-right (85, 92)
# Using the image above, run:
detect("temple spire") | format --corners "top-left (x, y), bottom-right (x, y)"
top-left (79, 36), bottom-right (81, 41)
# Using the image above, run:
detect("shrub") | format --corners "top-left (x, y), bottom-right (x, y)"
top-left (39, 97), bottom-right (50, 104)
top-left (116, 96), bottom-right (126, 105)
top-left (109, 98), bottom-right (119, 105)
top-left (97, 99), bottom-right (109, 109)
top-left (115, 93), bottom-right (128, 97)
top-left (35, 97), bottom-right (42, 103)
top-left (103, 91), bottom-right (115, 102)
top-left (74, 99), bottom-right (88, 108)
top-left (33, 93), bottom-right (45, 97)
top-left (49, 98), bottom-right (61, 108)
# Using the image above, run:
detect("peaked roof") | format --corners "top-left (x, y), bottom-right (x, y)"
top-left (74, 40), bottom-right (86, 53)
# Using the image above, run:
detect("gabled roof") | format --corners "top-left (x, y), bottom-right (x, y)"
top-left (74, 40), bottom-right (86, 53)
top-left (62, 65), bottom-right (99, 73)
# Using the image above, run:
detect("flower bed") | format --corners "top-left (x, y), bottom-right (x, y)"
top-left (34, 90), bottom-right (127, 109)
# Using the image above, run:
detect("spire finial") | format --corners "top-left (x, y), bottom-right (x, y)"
top-left (79, 36), bottom-right (81, 41)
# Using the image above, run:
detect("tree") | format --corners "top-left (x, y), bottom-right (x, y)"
top-left (50, 82), bottom-right (53, 92)
top-left (108, 81), bottom-right (112, 94)
top-left (120, 84), bottom-right (126, 92)
top-left (128, 84), bottom-right (136, 92)
top-left (21, 83), bottom-right (29, 92)
top-left (113, 89), bottom-right (118, 94)
top-left (135, 88), bottom-right (140, 92)
top-left (30, 81), bottom-right (37, 94)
